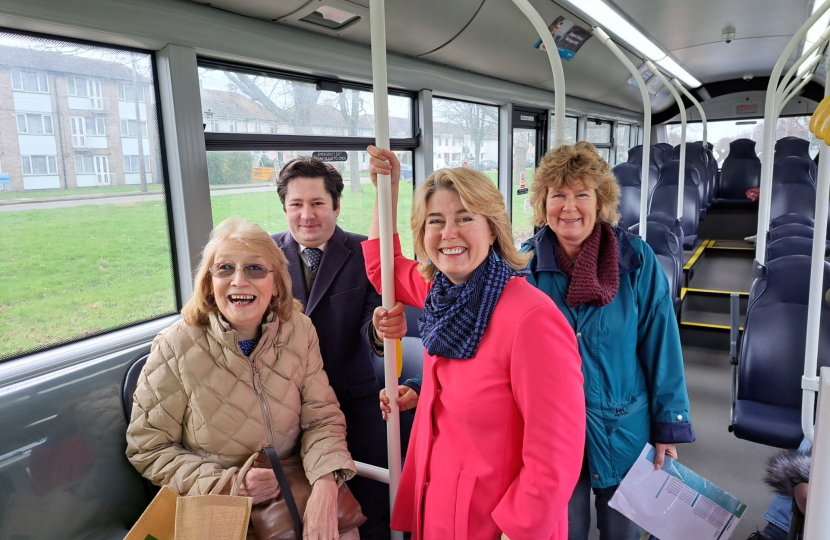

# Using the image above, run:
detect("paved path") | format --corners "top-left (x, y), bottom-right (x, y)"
top-left (0, 186), bottom-right (275, 212)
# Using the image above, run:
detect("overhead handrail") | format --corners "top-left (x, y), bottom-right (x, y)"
top-left (779, 73), bottom-right (815, 114)
top-left (776, 26), bottom-right (830, 104)
top-left (672, 78), bottom-right (707, 149)
top-left (368, 2), bottom-right (403, 538)
top-left (779, 55), bottom-right (821, 110)
top-left (802, 58), bottom-right (830, 540)
top-left (510, 0), bottom-right (566, 146)
top-left (646, 60), bottom-right (686, 222)
top-left (755, 2), bottom-right (830, 266)
top-left (593, 26), bottom-right (651, 241)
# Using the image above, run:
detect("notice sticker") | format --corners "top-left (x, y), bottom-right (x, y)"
top-left (534, 16), bottom-right (593, 61)
top-left (312, 151), bottom-right (349, 162)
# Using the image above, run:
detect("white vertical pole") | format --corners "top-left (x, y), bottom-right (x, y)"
top-left (594, 26), bottom-right (651, 241)
top-left (755, 3), bottom-right (830, 266)
top-left (647, 61), bottom-right (686, 221)
top-left (672, 78), bottom-right (707, 148)
top-left (804, 367), bottom-right (830, 538)
top-left (510, 0), bottom-right (566, 146)
top-left (368, 1), bottom-right (402, 537)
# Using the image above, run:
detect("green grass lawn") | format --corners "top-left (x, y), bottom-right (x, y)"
top-left (0, 182), bottom-right (416, 360)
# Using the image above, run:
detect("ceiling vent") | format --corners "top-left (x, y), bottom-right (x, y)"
top-left (300, 6), bottom-right (360, 30)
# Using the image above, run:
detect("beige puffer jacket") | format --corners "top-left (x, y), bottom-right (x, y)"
top-left (126, 310), bottom-right (356, 496)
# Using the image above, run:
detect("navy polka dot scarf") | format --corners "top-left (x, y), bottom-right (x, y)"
top-left (418, 251), bottom-right (528, 360)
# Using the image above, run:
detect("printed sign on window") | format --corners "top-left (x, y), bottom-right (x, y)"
top-left (534, 16), bottom-right (593, 61)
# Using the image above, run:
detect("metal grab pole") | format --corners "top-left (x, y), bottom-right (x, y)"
top-left (804, 367), bottom-right (830, 538)
top-left (755, 2), bottom-right (830, 267)
top-left (779, 74), bottom-right (815, 113)
top-left (647, 61), bottom-right (686, 221)
top-left (594, 26), bottom-right (651, 241)
top-left (776, 27), bottom-right (830, 102)
top-left (368, 2), bottom-right (403, 538)
top-left (672, 78), bottom-right (706, 148)
top-left (779, 55), bottom-right (821, 109)
top-left (511, 0), bottom-right (566, 146)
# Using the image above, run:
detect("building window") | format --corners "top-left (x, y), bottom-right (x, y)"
top-left (11, 69), bottom-right (49, 93)
top-left (16, 113), bottom-right (54, 134)
top-left (228, 119), bottom-right (239, 133)
top-left (68, 76), bottom-right (104, 109)
top-left (117, 83), bottom-right (145, 102)
top-left (123, 155), bottom-right (151, 172)
top-left (255, 122), bottom-right (263, 133)
top-left (120, 119), bottom-right (148, 138)
top-left (269, 122), bottom-right (277, 134)
top-left (21, 155), bottom-right (58, 175)
top-left (75, 154), bottom-right (95, 173)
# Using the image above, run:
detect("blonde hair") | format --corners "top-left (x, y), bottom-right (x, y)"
top-left (182, 217), bottom-right (301, 326)
top-left (411, 168), bottom-right (530, 281)
top-left (530, 141), bottom-right (621, 227)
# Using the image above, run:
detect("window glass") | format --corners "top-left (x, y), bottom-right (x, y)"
top-left (432, 98), bottom-right (499, 183)
top-left (596, 148), bottom-right (610, 162)
top-left (511, 128), bottom-right (536, 248)
top-left (206, 151), bottom-right (415, 256)
top-left (665, 116), bottom-right (819, 167)
top-left (0, 32), bottom-right (176, 361)
top-left (551, 115), bottom-right (578, 147)
top-left (587, 120), bottom-right (612, 144)
top-left (199, 67), bottom-right (413, 138)
top-left (616, 123), bottom-right (632, 163)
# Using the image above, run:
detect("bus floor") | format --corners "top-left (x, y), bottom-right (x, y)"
top-left (585, 345), bottom-right (777, 540)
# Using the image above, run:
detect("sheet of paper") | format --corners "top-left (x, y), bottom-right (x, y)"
top-left (609, 444), bottom-right (747, 540)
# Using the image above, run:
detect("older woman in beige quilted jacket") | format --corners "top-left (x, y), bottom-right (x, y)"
top-left (126, 217), bottom-right (357, 540)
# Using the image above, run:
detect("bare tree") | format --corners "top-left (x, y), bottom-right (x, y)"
top-left (338, 90), bottom-right (364, 193)
top-left (434, 101), bottom-right (497, 168)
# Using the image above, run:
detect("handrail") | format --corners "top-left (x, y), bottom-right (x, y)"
top-left (755, 2), bottom-right (830, 266)
top-left (776, 26), bottom-right (830, 103)
top-left (511, 0), bottom-right (566, 146)
top-left (804, 367), bottom-right (830, 537)
top-left (368, 2), bottom-right (403, 538)
top-left (594, 26), bottom-right (651, 241)
top-left (672, 78), bottom-right (706, 148)
top-left (646, 60), bottom-right (686, 220)
top-left (779, 74), bottom-right (815, 113)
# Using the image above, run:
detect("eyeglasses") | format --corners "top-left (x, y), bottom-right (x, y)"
top-left (209, 263), bottom-right (274, 280)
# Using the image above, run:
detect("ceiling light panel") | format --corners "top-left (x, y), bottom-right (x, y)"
top-left (655, 56), bottom-right (703, 88)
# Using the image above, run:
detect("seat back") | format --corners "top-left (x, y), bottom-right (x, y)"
top-left (642, 212), bottom-right (685, 248)
top-left (771, 213), bottom-right (815, 229)
top-left (739, 256), bottom-right (830, 409)
top-left (775, 136), bottom-right (812, 161)
top-left (655, 143), bottom-right (675, 163)
top-left (628, 220), bottom-right (683, 301)
top-left (627, 145), bottom-right (662, 196)
top-left (770, 156), bottom-right (817, 220)
top-left (673, 142), bottom-right (709, 212)
top-left (766, 237), bottom-right (816, 262)
top-left (718, 139), bottom-right (761, 200)
top-left (705, 146), bottom-right (719, 205)
top-left (122, 354), bottom-right (148, 420)
top-left (768, 223), bottom-right (816, 242)
top-left (649, 161), bottom-right (701, 248)
top-left (613, 162), bottom-right (643, 230)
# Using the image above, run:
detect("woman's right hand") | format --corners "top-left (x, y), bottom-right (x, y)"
top-left (367, 145), bottom-right (401, 186)
top-left (379, 385), bottom-right (419, 420)
top-left (237, 467), bottom-right (280, 505)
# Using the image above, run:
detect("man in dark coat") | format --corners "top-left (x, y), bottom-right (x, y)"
top-left (271, 156), bottom-right (405, 540)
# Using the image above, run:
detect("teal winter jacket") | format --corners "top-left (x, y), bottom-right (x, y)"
top-left (522, 225), bottom-right (694, 489)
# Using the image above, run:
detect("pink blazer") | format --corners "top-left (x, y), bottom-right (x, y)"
top-left (363, 236), bottom-right (586, 540)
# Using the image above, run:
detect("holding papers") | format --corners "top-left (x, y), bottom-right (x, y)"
top-left (609, 445), bottom-right (747, 540)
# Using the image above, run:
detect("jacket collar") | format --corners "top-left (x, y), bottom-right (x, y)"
top-left (523, 225), bottom-right (641, 275)
top-left (207, 310), bottom-right (285, 355)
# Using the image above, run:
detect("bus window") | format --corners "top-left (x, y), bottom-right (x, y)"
top-left (616, 123), bottom-right (632, 163)
top-left (433, 98), bottom-right (498, 183)
top-left (587, 119), bottom-right (613, 163)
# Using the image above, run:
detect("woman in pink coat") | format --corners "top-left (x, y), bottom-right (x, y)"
top-left (364, 146), bottom-right (585, 540)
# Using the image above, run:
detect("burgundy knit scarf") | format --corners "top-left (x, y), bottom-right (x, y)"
top-left (556, 223), bottom-right (619, 308)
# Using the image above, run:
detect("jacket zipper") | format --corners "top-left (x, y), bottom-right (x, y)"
top-left (249, 352), bottom-right (276, 449)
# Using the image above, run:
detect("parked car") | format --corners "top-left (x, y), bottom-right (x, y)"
top-left (476, 159), bottom-right (498, 171)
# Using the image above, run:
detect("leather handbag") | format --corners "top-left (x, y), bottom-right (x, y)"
top-left (249, 446), bottom-right (366, 540)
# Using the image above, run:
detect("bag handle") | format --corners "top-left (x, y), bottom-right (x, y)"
top-left (227, 452), bottom-right (259, 497)
top-left (262, 445), bottom-right (303, 539)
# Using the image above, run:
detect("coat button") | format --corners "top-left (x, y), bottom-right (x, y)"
top-left (593, 474), bottom-right (599, 480)
top-left (677, 414), bottom-right (683, 421)
top-left (576, 332), bottom-right (582, 338)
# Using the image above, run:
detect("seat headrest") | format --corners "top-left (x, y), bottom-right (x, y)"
top-left (660, 160), bottom-right (701, 185)
top-left (672, 142), bottom-right (708, 161)
top-left (759, 255), bottom-right (830, 306)
top-left (728, 139), bottom-right (758, 160)
top-left (613, 162), bottom-right (641, 187)
top-left (706, 142), bottom-right (714, 151)
top-left (773, 156), bottom-right (816, 185)
top-left (629, 221), bottom-right (681, 257)
top-left (767, 237), bottom-right (815, 261)
top-left (628, 145), bottom-right (665, 168)
top-left (775, 137), bottom-right (811, 161)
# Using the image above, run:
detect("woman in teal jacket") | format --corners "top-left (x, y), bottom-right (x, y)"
top-left (521, 142), bottom-right (695, 540)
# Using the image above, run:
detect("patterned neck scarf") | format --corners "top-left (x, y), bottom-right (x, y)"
top-left (418, 251), bottom-right (529, 359)
top-left (556, 223), bottom-right (619, 308)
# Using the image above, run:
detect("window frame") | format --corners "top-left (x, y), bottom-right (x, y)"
top-left (12, 68), bottom-right (49, 93)
top-left (16, 112), bottom-right (54, 134)
top-left (117, 82), bottom-right (146, 102)
top-left (120, 118), bottom-right (148, 138)
top-left (21, 155), bottom-right (59, 175)
top-left (75, 153), bottom-right (95, 174)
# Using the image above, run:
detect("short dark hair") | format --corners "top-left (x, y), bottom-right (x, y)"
top-left (277, 156), bottom-right (344, 210)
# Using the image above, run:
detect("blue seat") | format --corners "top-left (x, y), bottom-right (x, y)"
top-left (655, 142), bottom-right (675, 163)
top-left (122, 354), bottom-right (148, 420)
top-left (771, 213), bottom-right (815, 229)
top-left (775, 137), bottom-right (818, 181)
top-left (627, 145), bottom-right (663, 196)
top-left (732, 255), bottom-right (830, 448)
top-left (673, 143), bottom-right (710, 216)
top-left (768, 223), bottom-right (817, 242)
top-left (717, 139), bottom-right (760, 205)
top-left (705, 145), bottom-right (719, 207)
top-left (649, 161), bottom-right (701, 249)
top-left (628, 220), bottom-right (683, 313)
top-left (770, 156), bottom-right (818, 221)
top-left (766, 237), bottom-right (821, 262)
top-left (613, 162), bottom-right (643, 231)
top-left (643, 212), bottom-right (685, 248)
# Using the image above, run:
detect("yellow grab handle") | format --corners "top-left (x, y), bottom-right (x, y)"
top-left (809, 94), bottom-right (830, 134)
top-left (396, 339), bottom-right (403, 378)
